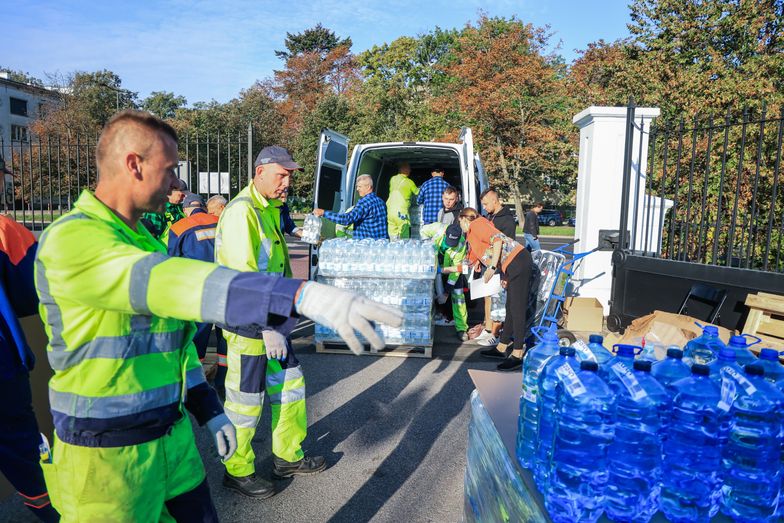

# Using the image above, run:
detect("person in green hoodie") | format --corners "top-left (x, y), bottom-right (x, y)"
top-left (386, 162), bottom-right (419, 239)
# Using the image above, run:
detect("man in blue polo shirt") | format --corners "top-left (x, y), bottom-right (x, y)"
top-left (417, 168), bottom-right (451, 225)
top-left (314, 174), bottom-right (388, 239)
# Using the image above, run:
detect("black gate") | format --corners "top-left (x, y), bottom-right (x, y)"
top-left (609, 101), bottom-right (784, 332)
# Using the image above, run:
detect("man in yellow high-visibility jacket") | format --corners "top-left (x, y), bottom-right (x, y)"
top-left (34, 110), bottom-right (402, 521)
top-left (215, 145), bottom-right (323, 495)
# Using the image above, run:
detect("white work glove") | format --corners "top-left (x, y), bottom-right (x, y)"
top-left (206, 413), bottom-right (237, 462)
top-left (262, 330), bottom-right (288, 360)
top-left (295, 281), bottom-right (404, 355)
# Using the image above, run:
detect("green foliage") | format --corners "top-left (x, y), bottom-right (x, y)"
top-left (141, 91), bottom-right (187, 119)
top-left (0, 66), bottom-right (45, 86)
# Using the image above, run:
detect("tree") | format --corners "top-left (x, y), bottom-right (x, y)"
top-left (0, 66), bottom-right (45, 86)
top-left (141, 91), bottom-right (187, 119)
top-left (435, 16), bottom-right (577, 218)
top-left (274, 23), bottom-right (352, 61)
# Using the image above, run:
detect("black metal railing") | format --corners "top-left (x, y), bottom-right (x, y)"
top-left (1, 125), bottom-right (261, 231)
top-left (619, 101), bottom-right (784, 273)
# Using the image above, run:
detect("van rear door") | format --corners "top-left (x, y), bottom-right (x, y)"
top-left (311, 128), bottom-right (349, 279)
top-left (459, 127), bottom-right (478, 208)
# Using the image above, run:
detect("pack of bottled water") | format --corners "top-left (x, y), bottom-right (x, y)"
top-left (317, 238), bottom-right (436, 279)
top-left (490, 289), bottom-right (506, 321)
top-left (314, 238), bottom-right (436, 347)
top-left (301, 214), bottom-right (322, 245)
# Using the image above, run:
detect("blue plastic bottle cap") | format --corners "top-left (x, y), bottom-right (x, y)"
top-left (559, 346), bottom-right (576, 357)
top-left (729, 335), bottom-right (747, 347)
top-left (633, 360), bottom-right (652, 372)
top-left (580, 360), bottom-right (599, 372)
top-left (744, 363), bottom-right (764, 376)
top-left (588, 334), bottom-right (604, 344)
top-left (718, 347), bottom-right (736, 360)
top-left (703, 325), bottom-right (719, 336)
top-left (692, 364), bottom-right (710, 376)
top-left (666, 348), bottom-right (684, 359)
top-left (759, 348), bottom-right (780, 361)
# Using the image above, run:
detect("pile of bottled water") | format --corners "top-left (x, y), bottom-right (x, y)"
top-left (315, 238), bottom-right (436, 347)
top-left (318, 238), bottom-right (436, 279)
top-left (512, 325), bottom-right (784, 523)
top-left (301, 214), bottom-right (322, 245)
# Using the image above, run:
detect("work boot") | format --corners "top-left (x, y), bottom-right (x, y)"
top-left (272, 455), bottom-right (327, 478)
top-left (223, 472), bottom-right (277, 499)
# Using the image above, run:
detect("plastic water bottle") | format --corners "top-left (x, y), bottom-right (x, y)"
top-left (757, 348), bottom-right (784, 383)
top-left (708, 347), bottom-right (745, 391)
top-left (683, 324), bottom-right (725, 365)
top-left (651, 347), bottom-right (691, 391)
top-left (599, 344), bottom-right (640, 381)
top-left (587, 334), bottom-right (612, 365)
top-left (545, 360), bottom-right (615, 523)
top-left (516, 325), bottom-right (560, 468)
top-left (605, 359), bottom-right (671, 523)
top-left (721, 363), bottom-right (784, 522)
top-left (727, 334), bottom-right (759, 366)
top-left (661, 364), bottom-right (726, 522)
top-left (533, 346), bottom-right (580, 490)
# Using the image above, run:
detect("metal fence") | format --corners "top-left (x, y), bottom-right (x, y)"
top-left (620, 102), bottom-right (784, 272)
top-left (1, 125), bottom-right (261, 231)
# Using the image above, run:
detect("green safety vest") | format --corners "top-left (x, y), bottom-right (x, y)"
top-left (215, 183), bottom-right (291, 277)
top-left (35, 190), bottom-right (237, 445)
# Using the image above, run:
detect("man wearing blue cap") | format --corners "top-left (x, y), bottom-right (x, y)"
top-left (215, 145), bottom-right (325, 498)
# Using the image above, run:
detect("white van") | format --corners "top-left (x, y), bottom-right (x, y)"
top-left (309, 128), bottom-right (489, 277)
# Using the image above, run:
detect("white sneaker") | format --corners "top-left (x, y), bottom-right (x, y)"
top-left (474, 329), bottom-right (493, 342)
top-left (477, 334), bottom-right (499, 346)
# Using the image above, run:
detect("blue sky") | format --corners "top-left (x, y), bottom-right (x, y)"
top-left (5, 0), bottom-right (633, 105)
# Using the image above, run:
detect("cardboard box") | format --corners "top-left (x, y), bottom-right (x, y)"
top-left (563, 297), bottom-right (604, 332)
top-left (609, 310), bottom-right (736, 360)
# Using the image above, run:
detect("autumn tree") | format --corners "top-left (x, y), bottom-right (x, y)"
top-left (141, 91), bottom-right (187, 119)
top-left (274, 23), bottom-right (352, 61)
top-left (435, 16), bottom-right (577, 219)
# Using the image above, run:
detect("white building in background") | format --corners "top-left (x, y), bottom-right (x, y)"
top-left (0, 71), bottom-right (61, 148)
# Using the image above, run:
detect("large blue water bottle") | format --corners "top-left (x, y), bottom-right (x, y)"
top-left (708, 346), bottom-right (744, 387)
top-left (721, 363), bottom-right (784, 522)
top-left (727, 334), bottom-right (760, 366)
top-left (757, 348), bottom-right (784, 383)
top-left (605, 359), bottom-right (671, 523)
top-left (651, 347), bottom-right (691, 391)
top-left (545, 360), bottom-right (615, 523)
top-left (533, 346), bottom-right (580, 490)
top-left (516, 325), bottom-right (560, 468)
top-left (661, 364), bottom-right (726, 522)
top-left (599, 344), bottom-right (641, 381)
top-left (683, 324), bottom-right (725, 365)
top-left (587, 334), bottom-right (612, 364)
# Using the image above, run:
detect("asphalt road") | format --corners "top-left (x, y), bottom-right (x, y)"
top-left (0, 235), bottom-right (571, 522)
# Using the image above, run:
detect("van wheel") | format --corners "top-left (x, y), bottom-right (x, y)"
top-left (557, 329), bottom-right (577, 347)
top-left (548, 219), bottom-right (557, 226)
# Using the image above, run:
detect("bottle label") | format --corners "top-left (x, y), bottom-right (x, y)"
top-left (611, 362), bottom-right (648, 401)
top-left (523, 389), bottom-right (537, 403)
top-left (555, 364), bottom-right (587, 397)
top-left (572, 339), bottom-right (597, 362)
top-left (718, 376), bottom-right (737, 412)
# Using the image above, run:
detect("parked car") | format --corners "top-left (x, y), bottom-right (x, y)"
top-left (567, 216), bottom-right (575, 226)
top-left (538, 210), bottom-right (563, 227)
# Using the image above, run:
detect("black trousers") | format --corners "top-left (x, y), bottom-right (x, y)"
top-left (499, 249), bottom-right (533, 351)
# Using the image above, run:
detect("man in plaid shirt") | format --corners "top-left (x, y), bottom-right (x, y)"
top-left (417, 168), bottom-right (452, 225)
top-left (314, 175), bottom-right (388, 239)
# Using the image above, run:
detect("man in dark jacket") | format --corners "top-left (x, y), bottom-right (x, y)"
top-left (474, 188), bottom-right (518, 346)
top-left (0, 215), bottom-right (59, 522)
top-left (524, 202), bottom-right (543, 251)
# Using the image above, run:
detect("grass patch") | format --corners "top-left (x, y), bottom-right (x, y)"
top-left (517, 226), bottom-right (575, 237)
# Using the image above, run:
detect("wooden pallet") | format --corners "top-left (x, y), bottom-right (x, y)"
top-left (315, 341), bottom-right (432, 358)
top-left (743, 292), bottom-right (784, 351)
